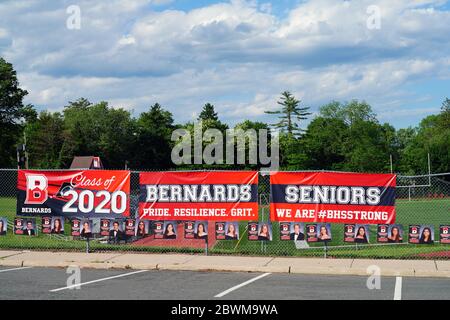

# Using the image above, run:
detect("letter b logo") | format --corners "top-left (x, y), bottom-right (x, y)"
top-left (25, 175), bottom-right (48, 204)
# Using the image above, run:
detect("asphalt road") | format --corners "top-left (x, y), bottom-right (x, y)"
top-left (0, 266), bottom-right (448, 300)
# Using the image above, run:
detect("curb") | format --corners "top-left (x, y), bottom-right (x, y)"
top-left (1, 260), bottom-right (449, 278)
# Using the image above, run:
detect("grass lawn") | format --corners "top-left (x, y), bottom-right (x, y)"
top-left (0, 197), bottom-right (448, 259)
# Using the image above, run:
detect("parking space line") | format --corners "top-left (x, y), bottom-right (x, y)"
top-left (50, 270), bottom-right (148, 292)
top-left (394, 276), bottom-right (402, 300)
top-left (214, 273), bottom-right (271, 298)
top-left (0, 267), bottom-right (32, 273)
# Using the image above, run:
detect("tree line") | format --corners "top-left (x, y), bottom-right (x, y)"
top-left (1, 57), bottom-right (449, 174)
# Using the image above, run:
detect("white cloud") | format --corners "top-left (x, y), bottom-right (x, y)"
top-left (118, 35), bottom-right (136, 46)
top-left (0, 28), bottom-right (8, 38)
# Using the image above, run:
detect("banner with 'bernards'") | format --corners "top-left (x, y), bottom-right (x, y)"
top-left (139, 171), bottom-right (258, 221)
top-left (270, 172), bottom-right (396, 224)
top-left (17, 170), bottom-right (130, 218)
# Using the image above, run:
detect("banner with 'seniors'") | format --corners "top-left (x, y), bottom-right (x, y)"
top-left (17, 170), bottom-right (130, 218)
top-left (270, 172), bottom-right (396, 224)
top-left (139, 171), bottom-right (258, 221)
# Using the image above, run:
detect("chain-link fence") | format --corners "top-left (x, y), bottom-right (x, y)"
top-left (0, 169), bottom-right (448, 259)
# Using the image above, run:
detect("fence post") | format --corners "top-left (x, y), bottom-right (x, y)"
top-left (86, 237), bottom-right (90, 253)
top-left (260, 193), bottom-right (265, 254)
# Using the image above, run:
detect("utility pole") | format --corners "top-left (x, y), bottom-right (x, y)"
top-left (17, 142), bottom-right (27, 169)
top-left (24, 131), bottom-right (29, 169)
top-left (16, 146), bottom-right (20, 169)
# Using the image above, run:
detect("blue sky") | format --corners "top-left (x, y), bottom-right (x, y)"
top-left (0, 0), bottom-right (449, 129)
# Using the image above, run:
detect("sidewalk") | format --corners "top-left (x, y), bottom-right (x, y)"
top-left (0, 250), bottom-right (448, 278)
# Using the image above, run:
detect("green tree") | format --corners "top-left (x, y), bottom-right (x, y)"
top-left (198, 103), bottom-right (218, 121)
top-left (398, 101), bottom-right (450, 174)
top-left (320, 100), bottom-right (377, 125)
top-left (341, 120), bottom-right (392, 172)
top-left (25, 111), bottom-right (65, 168)
top-left (177, 104), bottom-right (228, 169)
top-left (440, 97), bottom-right (450, 127)
top-left (196, 103), bottom-right (227, 132)
top-left (132, 103), bottom-right (175, 169)
top-left (232, 120), bottom-right (271, 169)
top-left (304, 100), bottom-right (393, 172)
top-left (60, 99), bottom-right (135, 168)
top-left (265, 91), bottom-right (311, 137)
top-left (303, 117), bottom-right (348, 170)
top-left (279, 133), bottom-right (308, 170)
top-left (0, 57), bottom-right (33, 167)
top-left (395, 127), bottom-right (417, 174)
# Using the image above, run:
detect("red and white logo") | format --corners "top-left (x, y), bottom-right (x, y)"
top-left (25, 174), bottom-right (48, 204)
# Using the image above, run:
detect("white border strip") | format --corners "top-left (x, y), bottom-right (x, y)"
top-left (50, 269), bottom-right (148, 292)
top-left (215, 273), bottom-right (271, 298)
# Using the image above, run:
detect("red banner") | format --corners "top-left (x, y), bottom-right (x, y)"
top-left (17, 170), bottom-right (130, 218)
top-left (139, 171), bottom-right (258, 221)
top-left (270, 172), bottom-right (396, 224)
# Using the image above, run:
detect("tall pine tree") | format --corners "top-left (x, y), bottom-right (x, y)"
top-left (265, 91), bottom-right (311, 137)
